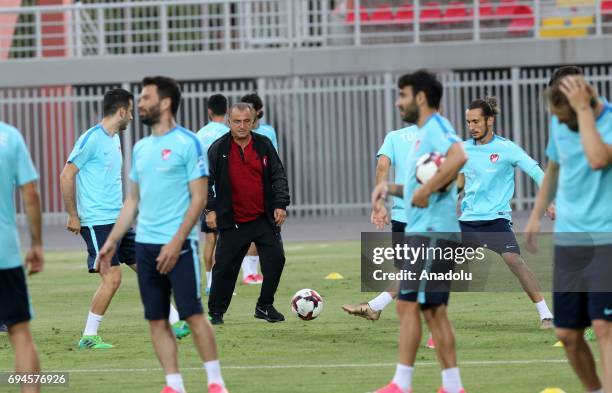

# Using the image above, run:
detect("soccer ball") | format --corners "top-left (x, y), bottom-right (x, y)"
top-left (415, 152), bottom-right (453, 192)
top-left (290, 289), bottom-right (324, 321)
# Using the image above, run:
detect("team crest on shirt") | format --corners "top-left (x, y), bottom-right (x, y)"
top-left (490, 153), bottom-right (500, 163)
top-left (162, 149), bottom-right (172, 161)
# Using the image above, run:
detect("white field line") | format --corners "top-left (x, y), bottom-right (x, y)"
top-left (36, 359), bottom-right (569, 374)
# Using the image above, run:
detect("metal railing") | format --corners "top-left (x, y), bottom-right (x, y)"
top-left (0, 0), bottom-right (611, 60)
top-left (4, 64), bottom-right (612, 221)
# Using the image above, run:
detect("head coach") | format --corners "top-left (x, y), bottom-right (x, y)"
top-left (205, 102), bottom-right (290, 325)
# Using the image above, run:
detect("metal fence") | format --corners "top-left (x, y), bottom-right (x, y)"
top-left (1, 0), bottom-right (611, 60)
top-left (4, 64), bottom-right (612, 222)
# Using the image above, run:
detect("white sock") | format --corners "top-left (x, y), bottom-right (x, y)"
top-left (165, 373), bottom-right (185, 393)
top-left (391, 364), bottom-right (413, 392)
top-left (536, 299), bottom-right (553, 320)
top-left (206, 270), bottom-right (212, 289)
top-left (168, 304), bottom-right (180, 325)
top-left (368, 292), bottom-right (394, 312)
top-left (249, 255), bottom-right (260, 276)
top-left (83, 312), bottom-right (103, 336)
top-left (204, 360), bottom-right (225, 387)
top-left (441, 367), bottom-right (463, 393)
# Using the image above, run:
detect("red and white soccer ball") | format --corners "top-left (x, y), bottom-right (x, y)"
top-left (290, 289), bottom-right (324, 321)
top-left (415, 152), bottom-right (453, 192)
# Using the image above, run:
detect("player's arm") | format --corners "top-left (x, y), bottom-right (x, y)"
top-left (21, 181), bottom-right (44, 275)
top-left (371, 181), bottom-right (403, 212)
top-left (559, 76), bottom-right (612, 169)
top-left (412, 143), bottom-right (467, 208)
top-left (525, 160), bottom-right (559, 253)
top-left (98, 182), bottom-right (140, 275)
top-left (59, 163), bottom-right (81, 234)
top-left (371, 155), bottom-right (392, 229)
top-left (156, 177), bottom-right (208, 274)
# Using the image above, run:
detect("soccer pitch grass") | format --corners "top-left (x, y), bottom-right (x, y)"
top-left (0, 240), bottom-right (591, 393)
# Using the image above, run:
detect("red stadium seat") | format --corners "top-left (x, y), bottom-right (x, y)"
top-left (508, 5), bottom-right (534, 34)
top-left (420, 2), bottom-right (443, 23)
top-left (470, 0), bottom-right (494, 19)
top-left (370, 4), bottom-right (395, 23)
top-left (395, 4), bottom-right (415, 23)
top-left (346, 6), bottom-right (370, 23)
top-left (443, 1), bottom-right (469, 24)
top-left (496, 0), bottom-right (519, 19)
top-left (602, 0), bottom-right (612, 16)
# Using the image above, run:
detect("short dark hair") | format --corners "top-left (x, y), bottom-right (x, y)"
top-left (103, 88), bottom-right (133, 117)
top-left (548, 66), bottom-right (582, 87)
top-left (207, 94), bottom-right (227, 116)
top-left (468, 96), bottom-right (500, 118)
top-left (397, 70), bottom-right (443, 109)
top-left (241, 93), bottom-right (264, 119)
top-left (141, 76), bottom-right (182, 116)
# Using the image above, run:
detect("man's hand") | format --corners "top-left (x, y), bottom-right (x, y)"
top-left (205, 211), bottom-right (217, 229)
top-left (371, 202), bottom-right (390, 230)
top-left (411, 186), bottom-right (431, 208)
top-left (156, 238), bottom-right (183, 274)
top-left (67, 214), bottom-right (81, 235)
top-left (559, 75), bottom-right (593, 112)
top-left (545, 203), bottom-right (556, 221)
top-left (274, 208), bottom-right (287, 226)
top-left (98, 241), bottom-right (117, 275)
top-left (371, 181), bottom-right (389, 209)
top-left (25, 245), bottom-right (44, 275)
top-left (524, 216), bottom-right (541, 254)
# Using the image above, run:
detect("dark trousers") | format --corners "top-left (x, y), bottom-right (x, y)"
top-left (208, 216), bottom-right (286, 315)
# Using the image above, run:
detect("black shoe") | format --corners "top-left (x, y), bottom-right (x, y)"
top-left (254, 304), bottom-right (285, 323)
top-left (208, 313), bottom-right (224, 325)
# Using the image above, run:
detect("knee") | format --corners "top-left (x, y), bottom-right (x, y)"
top-left (503, 254), bottom-right (524, 270)
top-left (106, 273), bottom-right (122, 291)
top-left (592, 320), bottom-right (612, 342)
top-left (556, 328), bottom-right (582, 346)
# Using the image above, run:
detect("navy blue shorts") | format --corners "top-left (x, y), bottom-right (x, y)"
top-left (80, 224), bottom-right (136, 273)
top-left (391, 220), bottom-right (407, 233)
top-left (136, 240), bottom-right (204, 321)
top-left (396, 235), bottom-right (456, 309)
top-left (553, 244), bottom-right (612, 329)
top-left (0, 267), bottom-right (32, 326)
top-left (459, 218), bottom-right (520, 255)
top-left (391, 220), bottom-right (407, 270)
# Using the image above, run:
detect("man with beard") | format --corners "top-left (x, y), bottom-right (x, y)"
top-left (457, 95), bottom-right (554, 328)
top-left (61, 89), bottom-right (186, 348)
top-left (371, 70), bottom-right (467, 393)
top-left (98, 76), bottom-right (228, 393)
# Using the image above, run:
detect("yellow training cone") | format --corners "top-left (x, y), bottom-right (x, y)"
top-left (540, 389), bottom-right (567, 393)
top-left (325, 272), bottom-right (344, 280)
top-left (553, 341), bottom-right (564, 347)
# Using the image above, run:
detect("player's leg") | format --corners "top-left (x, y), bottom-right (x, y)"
top-left (78, 225), bottom-right (122, 348)
top-left (343, 220), bottom-right (406, 321)
top-left (422, 302), bottom-right (465, 393)
top-left (241, 242), bottom-right (262, 284)
top-left (8, 322), bottom-right (41, 393)
top-left (374, 296), bottom-right (421, 393)
top-left (554, 292), bottom-right (602, 391)
top-left (209, 225), bottom-right (252, 324)
top-left (1, 267), bottom-right (41, 393)
top-left (499, 251), bottom-right (553, 327)
top-left (170, 240), bottom-right (228, 392)
top-left (135, 242), bottom-right (186, 393)
top-left (592, 319), bottom-right (612, 392)
top-left (204, 232), bottom-right (218, 295)
top-left (252, 217), bottom-right (286, 322)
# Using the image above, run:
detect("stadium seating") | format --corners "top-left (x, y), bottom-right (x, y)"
top-left (370, 4), bottom-right (395, 23)
top-left (442, 1), bottom-right (470, 25)
top-left (496, 0), bottom-right (519, 19)
top-left (507, 5), bottom-right (535, 35)
top-left (395, 4), bottom-right (415, 24)
top-left (539, 15), bottom-right (590, 38)
top-left (420, 2), bottom-right (443, 24)
top-left (346, 6), bottom-right (370, 23)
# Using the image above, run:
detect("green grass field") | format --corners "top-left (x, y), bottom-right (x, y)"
top-left (0, 240), bottom-right (595, 393)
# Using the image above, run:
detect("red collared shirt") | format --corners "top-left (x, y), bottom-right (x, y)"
top-left (228, 137), bottom-right (265, 223)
